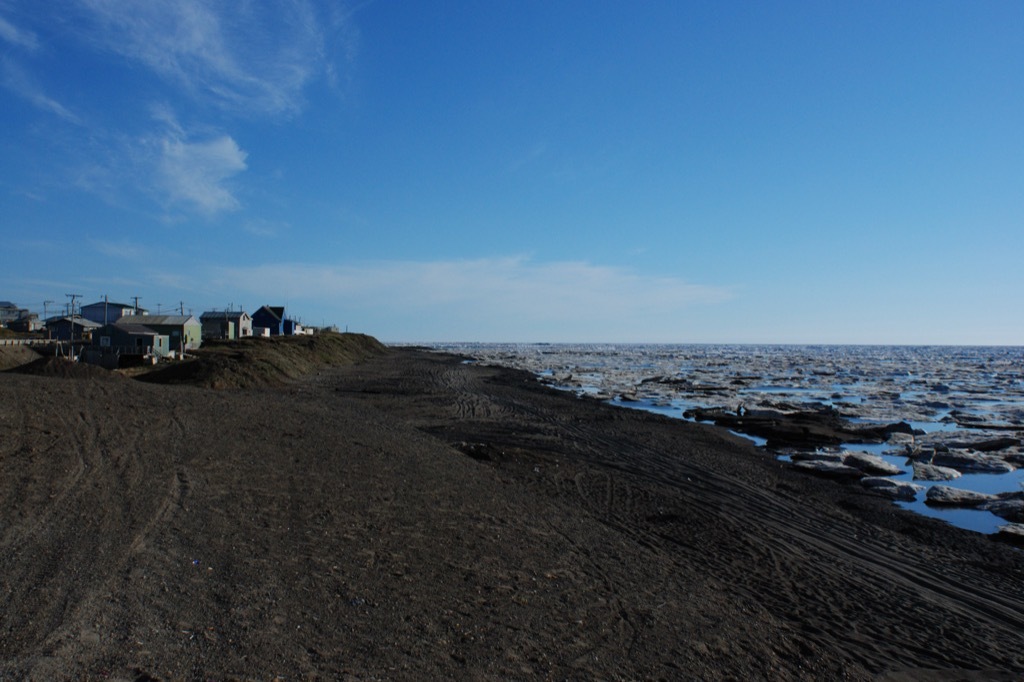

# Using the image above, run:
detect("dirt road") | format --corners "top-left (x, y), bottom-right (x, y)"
top-left (1, 348), bottom-right (1021, 679)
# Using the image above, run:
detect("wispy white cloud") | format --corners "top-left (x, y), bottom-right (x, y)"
top-left (205, 257), bottom-right (734, 341)
top-left (0, 12), bottom-right (38, 50)
top-left (63, 110), bottom-right (248, 217)
top-left (242, 218), bottom-right (289, 238)
top-left (0, 9), bottom-right (79, 121)
top-left (509, 142), bottom-right (548, 173)
top-left (2, 2), bottom-right (350, 218)
top-left (76, 0), bottom-right (345, 116)
top-left (1, 57), bottom-right (80, 123)
top-left (91, 239), bottom-right (148, 260)
top-left (155, 133), bottom-right (248, 215)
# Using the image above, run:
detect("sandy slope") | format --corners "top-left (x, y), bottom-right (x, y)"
top-left (0, 347), bottom-right (1021, 680)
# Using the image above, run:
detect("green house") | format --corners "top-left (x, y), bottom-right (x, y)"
top-left (118, 314), bottom-right (202, 352)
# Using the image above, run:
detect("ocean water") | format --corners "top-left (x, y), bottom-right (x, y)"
top-left (427, 343), bottom-right (1024, 536)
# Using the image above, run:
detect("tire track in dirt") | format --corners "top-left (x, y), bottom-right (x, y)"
top-left (555, 412), bottom-right (1024, 671)
top-left (0, 376), bottom-right (190, 663)
top-left (413, 355), bottom-right (1024, 673)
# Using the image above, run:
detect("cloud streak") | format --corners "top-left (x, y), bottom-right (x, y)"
top-left (76, 0), bottom-right (342, 116)
top-left (91, 238), bottom-right (148, 260)
top-left (1, 58), bottom-right (79, 123)
top-left (0, 12), bottom-right (38, 50)
top-left (207, 257), bottom-right (734, 341)
top-left (155, 133), bottom-right (248, 215)
top-left (1, 2), bottom-right (348, 217)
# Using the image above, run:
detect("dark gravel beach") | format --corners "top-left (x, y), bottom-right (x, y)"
top-left (1, 343), bottom-right (1022, 680)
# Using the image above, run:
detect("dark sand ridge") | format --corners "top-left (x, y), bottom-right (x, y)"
top-left (1, 336), bottom-right (1022, 679)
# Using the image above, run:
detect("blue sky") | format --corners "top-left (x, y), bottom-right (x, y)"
top-left (1, 1), bottom-right (1022, 344)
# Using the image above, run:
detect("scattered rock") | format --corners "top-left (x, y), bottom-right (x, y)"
top-left (860, 477), bottom-right (924, 501)
top-left (943, 437), bottom-right (1021, 452)
top-left (790, 460), bottom-right (864, 479)
top-left (911, 462), bottom-right (962, 481)
top-left (925, 486), bottom-right (997, 508)
top-left (692, 406), bottom-right (921, 449)
top-left (682, 406), bottom-right (730, 422)
top-left (913, 450), bottom-right (1015, 475)
top-left (981, 498), bottom-right (1024, 523)
top-left (842, 451), bottom-right (904, 476)
top-left (992, 523), bottom-right (1024, 546)
top-left (789, 451), bottom-right (844, 463)
top-left (1005, 453), bottom-right (1024, 467)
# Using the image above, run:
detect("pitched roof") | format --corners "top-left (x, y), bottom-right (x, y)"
top-left (199, 310), bottom-right (251, 322)
top-left (102, 322), bottom-right (163, 336)
top-left (118, 314), bottom-right (198, 326)
top-left (48, 317), bottom-right (101, 328)
top-left (82, 301), bottom-right (141, 310)
top-left (254, 305), bottom-right (284, 322)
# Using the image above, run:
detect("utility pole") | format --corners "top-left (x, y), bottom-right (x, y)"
top-left (132, 296), bottom-right (141, 315)
top-left (65, 293), bottom-right (81, 357)
top-left (103, 294), bottom-right (109, 325)
top-left (65, 294), bottom-right (80, 320)
top-left (42, 300), bottom-right (54, 340)
top-left (179, 301), bottom-right (184, 316)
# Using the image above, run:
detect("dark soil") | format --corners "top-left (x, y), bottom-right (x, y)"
top-left (1, 345), bottom-right (1022, 680)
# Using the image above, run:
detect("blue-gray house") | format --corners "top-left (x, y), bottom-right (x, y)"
top-left (252, 305), bottom-right (285, 336)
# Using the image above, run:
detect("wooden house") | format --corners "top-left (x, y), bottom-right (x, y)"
top-left (200, 310), bottom-right (253, 340)
top-left (80, 301), bottom-right (147, 325)
top-left (118, 314), bottom-right (202, 351)
top-left (252, 305), bottom-right (285, 336)
top-left (92, 322), bottom-right (170, 359)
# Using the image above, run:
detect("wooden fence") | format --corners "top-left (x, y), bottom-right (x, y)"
top-left (0, 338), bottom-right (48, 347)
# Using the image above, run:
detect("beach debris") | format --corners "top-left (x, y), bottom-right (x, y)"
top-left (860, 477), bottom-right (924, 501)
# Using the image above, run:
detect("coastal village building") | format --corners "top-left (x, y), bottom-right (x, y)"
top-left (81, 301), bottom-right (147, 325)
top-left (251, 305), bottom-right (307, 336)
top-left (118, 314), bottom-right (202, 352)
top-left (46, 316), bottom-right (101, 341)
top-left (200, 310), bottom-right (253, 340)
top-left (252, 305), bottom-right (285, 336)
top-left (7, 313), bottom-right (41, 333)
top-left (0, 301), bottom-right (22, 326)
top-left (91, 322), bottom-right (170, 361)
